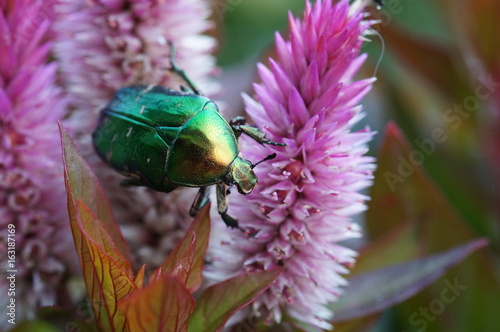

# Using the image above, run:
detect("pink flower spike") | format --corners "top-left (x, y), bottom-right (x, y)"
top-left (0, 0), bottom-right (74, 327)
top-left (206, 0), bottom-right (377, 329)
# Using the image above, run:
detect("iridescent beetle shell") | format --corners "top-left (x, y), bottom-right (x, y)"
top-left (93, 85), bottom-right (256, 192)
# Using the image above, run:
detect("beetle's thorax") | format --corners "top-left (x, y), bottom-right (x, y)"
top-left (225, 157), bottom-right (257, 194)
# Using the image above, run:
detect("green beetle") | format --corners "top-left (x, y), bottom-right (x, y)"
top-left (93, 44), bottom-right (283, 230)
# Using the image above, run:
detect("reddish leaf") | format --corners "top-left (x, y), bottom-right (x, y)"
top-left (188, 268), bottom-right (282, 332)
top-left (60, 124), bottom-right (138, 331)
top-left (330, 239), bottom-right (488, 322)
top-left (76, 199), bottom-right (134, 277)
top-left (150, 204), bottom-right (211, 292)
top-left (76, 200), bottom-right (138, 331)
top-left (59, 123), bottom-right (132, 262)
top-left (118, 274), bottom-right (195, 332)
top-left (150, 233), bottom-right (195, 285)
top-left (135, 265), bottom-right (146, 289)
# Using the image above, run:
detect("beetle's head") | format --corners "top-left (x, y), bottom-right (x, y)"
top-left (225, 157), bottom-right (258, 195)
top-left (225, 153), bottom-right (278, 194)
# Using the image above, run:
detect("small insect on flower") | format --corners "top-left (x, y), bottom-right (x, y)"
top-left (92, 43), bottom-right (284, 230)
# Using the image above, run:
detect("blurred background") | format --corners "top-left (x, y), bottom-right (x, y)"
top-left (212, 0), bottom-right (500, 331)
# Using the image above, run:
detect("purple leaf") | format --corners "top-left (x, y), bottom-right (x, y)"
top-left (331, 239), bottom-right (488, 322)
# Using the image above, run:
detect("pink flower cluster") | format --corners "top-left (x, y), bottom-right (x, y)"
top-left (206, 0), bottom-right (376, 328)
top-left (0, 0), bottom-right (74, 326)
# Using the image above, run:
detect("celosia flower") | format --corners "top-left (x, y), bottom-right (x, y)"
top-left (0, 0), bottom-right (74, 327)
top-left (54, 0), bottom-right (219, 123)
top-left (53, 0), bottom-right (219, 268)
top-left (205, 0), bottom-right (376, 328)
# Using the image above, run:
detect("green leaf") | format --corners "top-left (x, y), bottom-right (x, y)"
top-left (330, 239), bottom-right (488, 322)
top-left (118, 274), bottom-right (195, 332)
top-left (188, 268), bottom-right (282, 332)
top-left (150, 204), bottom-right (211, 292)
top-left (59, 123), bottom-right (132, 263)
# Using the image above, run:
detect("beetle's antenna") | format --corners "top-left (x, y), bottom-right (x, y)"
top-left (166, 41), bottom-right (204, 96)
top-left (251, 153), bottom-right (277, 169)
top-left (370, 28), bottom-right (385, 78)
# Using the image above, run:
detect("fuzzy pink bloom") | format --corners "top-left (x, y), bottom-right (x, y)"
top-left (0, 0), bottom-right (74, 326)
top-left (205, 0), bottom-right (376, 328)
top-left (53, 0), bottom-right (219, 269)
top-left (54, 0), bottom-right (219, 121)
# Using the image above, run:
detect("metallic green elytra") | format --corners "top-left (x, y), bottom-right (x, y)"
top-left (94, 86), bottom-right (241, 191)
top-left (92, 43), bottom-right (284, 230)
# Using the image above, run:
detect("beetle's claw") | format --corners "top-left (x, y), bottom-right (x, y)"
top-left (221, 212), bottom-right (252, 234)
top-left (221, 212), bottom-right (239, 229)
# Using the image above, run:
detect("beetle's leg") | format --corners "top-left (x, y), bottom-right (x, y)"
top-left (228, 116), bottom-right (246, 139)
top-left (189, 186), bottom-right (210, 217)
top-left (166, 41), bottom-right (203, 96)
top-left (216, 183), bottom-right (242, 230)
top-left (229, 116), bottom-right (286, 146)
top-left (229, 116), bottom-right (247, 127)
